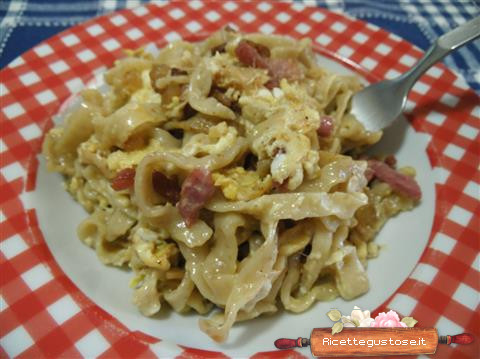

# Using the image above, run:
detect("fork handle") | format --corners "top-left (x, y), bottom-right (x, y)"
top-left (400, 16), bottom-right (480, 89)
top-left (438, 15), bottom-right (480, 51)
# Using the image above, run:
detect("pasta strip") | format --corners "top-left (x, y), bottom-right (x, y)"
top-left (199, 221), bottom-right (279, 342)
top-left (207, 192), bottom-right (368, 221)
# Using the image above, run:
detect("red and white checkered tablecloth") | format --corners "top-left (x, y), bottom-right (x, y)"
top-left (1, 1), bottom-right (479, 358)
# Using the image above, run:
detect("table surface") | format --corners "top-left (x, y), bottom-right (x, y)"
top-left (1, 0), bottom-right (479, 93)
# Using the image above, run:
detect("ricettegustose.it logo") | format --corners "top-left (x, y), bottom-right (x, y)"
top-left (274, 306), bottom-right (474, 357)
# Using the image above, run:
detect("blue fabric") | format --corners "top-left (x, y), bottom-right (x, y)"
top-left (1, 0), bottom-right (479, 92)
top-left (0, 0), bottom-right (151, 69)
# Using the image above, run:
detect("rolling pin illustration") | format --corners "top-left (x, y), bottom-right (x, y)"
top-left (274, 328), bottom-right (473, 357)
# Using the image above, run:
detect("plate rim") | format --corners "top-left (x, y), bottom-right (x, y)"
top-left (1, 2), bottom-right (478, 358)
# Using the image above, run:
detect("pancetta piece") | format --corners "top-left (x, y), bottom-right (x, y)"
top-left (368, 160), bottom-right (421, 200)
top-left (317, 116), bottom-right (334, 137)
top-left (235, 40), bottom-right (302, 88)
top-left (111, 168), bottom-right (136, 191)
top-left (178, 168), bottom-right (216, 226)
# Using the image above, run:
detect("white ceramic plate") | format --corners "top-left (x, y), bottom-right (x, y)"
top-left (1, 3), bottom-right (478, 358)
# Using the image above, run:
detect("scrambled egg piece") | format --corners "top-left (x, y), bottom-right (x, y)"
top-left (209, 53), bottom-right (270, 90)
top-left (213, 167), bottom-right (273, 201)
top-left (240, 80), bottom-right (320, 132)
top-left (182, 122), bottom-right (237, 157)
top-left (130, 69), bottom-right (163, 105)
top-left (93, 68), bottom-right (166, 151)
top-left (239, 80), bottom-right (322, 190)
top-left (269, 145), bottom-right (319, 190)
top-left (131, 227), bottom-right (177, 271)
top-left (106, 136), bottom-right (165, 172)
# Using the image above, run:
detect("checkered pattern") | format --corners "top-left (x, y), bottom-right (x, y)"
top-left (396, 0), bottom-right (480, 91)
top-left (1, 1), bottom-right (479, 358)
top-left (0, 0), bottom-right (155, 69)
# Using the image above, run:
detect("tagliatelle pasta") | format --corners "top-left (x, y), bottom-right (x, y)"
top-left (43, 27), bottom-right (421, 342)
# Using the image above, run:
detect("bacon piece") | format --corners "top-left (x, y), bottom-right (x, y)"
top-left (364, 166), bottom-right (375, 182)
top-left (317, 116), bottom-right (334, 137)
top-left (111, 168), bottom-right (136, 191)
top-left (235, 40), bottom-right (303, 88)
top-left (152, 171), bottom-right (180, 204)
top-left (245, 40), bottom-right (270, 58)
top-left (384, 155), bottom-right (397, 168)
top-left (264, 78), bottom-right (280, 89)
top-left (178, 168), bottom-right (216, 226)
top-left (267, 58), bottom-right (302, 83)
top-left (235, 40), bottom-right (270, 69)
top-left (368, 160), bottom-right (421, 200)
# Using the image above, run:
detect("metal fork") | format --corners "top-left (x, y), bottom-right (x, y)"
top-left (350, 16), bottom-right (480, 132)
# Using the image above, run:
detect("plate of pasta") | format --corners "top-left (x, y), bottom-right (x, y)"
top-left (1, 2), bottom-right (478, 358)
